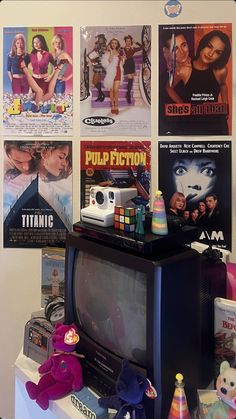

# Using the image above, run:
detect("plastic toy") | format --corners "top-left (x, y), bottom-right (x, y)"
top-left (151, 190), bottom-right (168, 235)
top-left (25, 322), bottom-right (83, 410)
top-left (98, 359), bottom-right (156, 419)
top-left (135, 206), bottom-right (145, 235)
top-left (206, 361), bottom-right (236, 419)
top-left (114, 205), bottom-right (136, 232)
top-left (168, 373), bottom-right (190, 419)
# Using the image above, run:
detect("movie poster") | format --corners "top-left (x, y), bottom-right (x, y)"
top-left (41, 247), bottom-right (65, 307)
top-left (3, 27), bottom-right (73, 136)
top-left (80, 26), bottom-right (151, 137)
top-left (158, 23), bottom-right (232, 136)
top-left (158, 141), bottom-right (231, 250)
top-left (80, 140), bottom-right (151, 211)
top-left (3, 140), bottom-right (72, 248)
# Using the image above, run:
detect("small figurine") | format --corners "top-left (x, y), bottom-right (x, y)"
top-left (98, 359), bottom-right (156, 419)
top-left (151, 190), bottom-right (168, 235)
top-left (49, 268), bottom-right (61, 297)
top-left (168, 373), bottom-right (190, 419)
top-left (25, 322), bottom-right (84, 410)
top-left (135, 206), bottom-right (145, 235)
top-left (206, 361), bottom-right (236, 419)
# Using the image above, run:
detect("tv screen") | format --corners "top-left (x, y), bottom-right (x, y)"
top-left (73, 250), bottom-right (147, 366)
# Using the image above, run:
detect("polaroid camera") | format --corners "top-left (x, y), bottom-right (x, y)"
top-left (81, 186), bottom-right (137, 227)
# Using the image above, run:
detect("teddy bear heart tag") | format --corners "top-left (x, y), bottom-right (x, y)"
top-left (64, 328), bottom-right (80, 345)
top-left (145, 379), bottom-right (157, 399)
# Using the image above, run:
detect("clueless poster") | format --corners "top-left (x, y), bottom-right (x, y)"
top-left (80, 140), bottom-right (151, 211)
top-left (158, 141), bottom-right (231, 250)
top-left (3, 140), bottom-right (72, 248)
top-left (80, 26), bottom-right (151, 137)
top-left (158, 23), bottom-right (232, 136)
top-left (3, 26), bottom-right (73, 136)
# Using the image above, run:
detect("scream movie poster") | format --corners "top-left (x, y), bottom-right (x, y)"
top-left (3, 140), bottom-right (72, 248)
top-left (158, 141), bottom-right (231, 250)
top-left (80, 141), bottom-right (151, 210)
top-left (158, 23), bottom-right (232, 136)
top-left (3, 27), bottom-right (73, 136)
top-left (80, 26), bottom-right (151, 137)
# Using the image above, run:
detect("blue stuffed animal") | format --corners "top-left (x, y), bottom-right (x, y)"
top-left (98, 359), bottom-right (156, 419)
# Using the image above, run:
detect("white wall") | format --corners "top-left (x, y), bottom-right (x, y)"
top-left (0, 1), bottom-right (235, 418)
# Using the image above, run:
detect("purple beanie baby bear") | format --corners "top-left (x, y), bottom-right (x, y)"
top-left (25, 322), bottom-right (83, 410)
top-left (98, 359), bottom-right (156, 419)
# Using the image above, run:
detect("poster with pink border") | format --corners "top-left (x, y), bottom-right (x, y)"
top-left (3, 26), bottom-right (73, 136)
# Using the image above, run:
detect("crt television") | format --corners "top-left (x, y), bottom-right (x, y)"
top-left (65, 230), bottom-right (205, 418)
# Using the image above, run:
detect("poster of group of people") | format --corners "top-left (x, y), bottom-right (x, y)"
top-left (158, 141), bottom-right (231, 250)
top-left (80, 140), bottom-right (151, 211)
top-left (80, 25), bottom-right (151, 137)
top-left (3, 26), bottom-right (73, 136)
top-left (158, 22), bottom-right (232, 136)
top-left (3, 140), bottom-right (72, 248)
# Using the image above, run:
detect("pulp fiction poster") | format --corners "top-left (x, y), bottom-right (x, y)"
top-left (158, 23), bottom-right (232, 136)
top-left (3, 140), bottom-right (72, 248)
top-left (80, 26), bottom-right (151, 137)
top-left (3, 27), bottom-right (73, 136)
top-left (158, 141), bottom-right (231, 250)
top-left (80, 140), bottom-right (151, 210)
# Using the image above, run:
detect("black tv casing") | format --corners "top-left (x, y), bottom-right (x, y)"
top-left (65, 231), bottom-right (216, 418)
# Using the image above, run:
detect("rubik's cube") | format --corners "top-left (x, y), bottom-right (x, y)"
top-left (114, 206), bottom-right (136, 233)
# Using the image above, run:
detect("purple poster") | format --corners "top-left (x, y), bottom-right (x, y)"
top-left (3, 26), bottom-right (73, 136)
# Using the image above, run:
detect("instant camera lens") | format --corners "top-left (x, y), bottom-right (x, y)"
top-left (96, 190), bottom-right (105, 205)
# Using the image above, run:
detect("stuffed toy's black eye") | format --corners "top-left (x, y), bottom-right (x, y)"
top-left (230, 381), bottom-right (235, 387)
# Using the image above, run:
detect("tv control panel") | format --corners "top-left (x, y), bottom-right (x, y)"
top-left (83, 363), bottom-right (115, 397)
